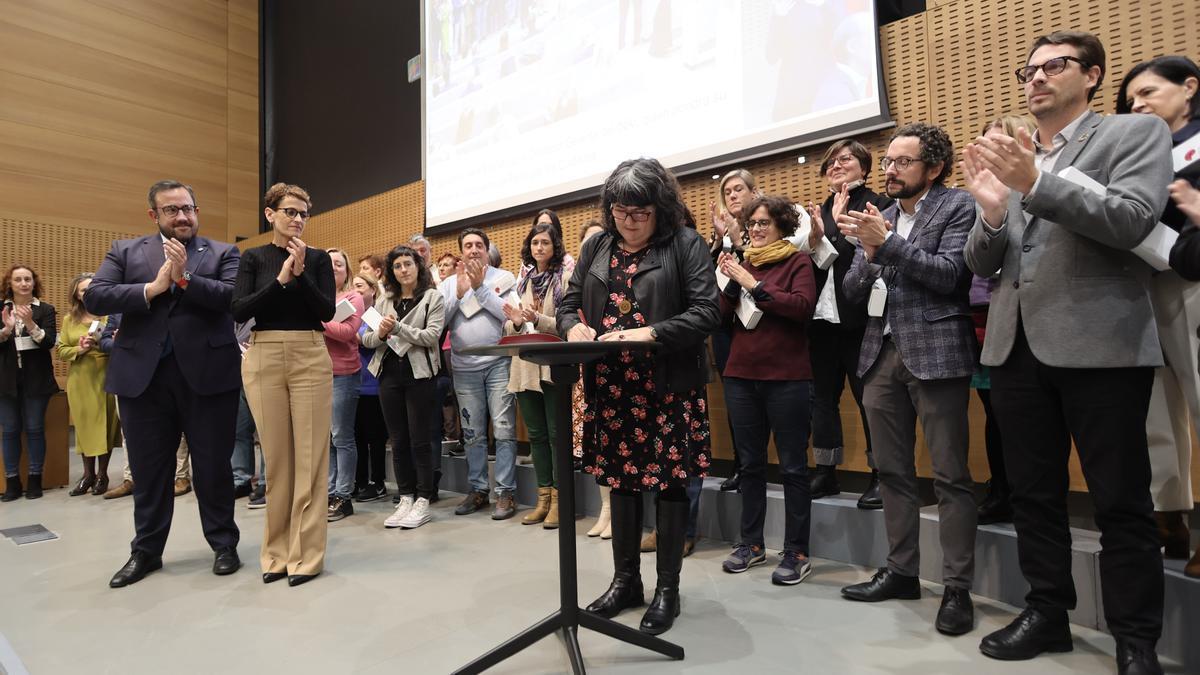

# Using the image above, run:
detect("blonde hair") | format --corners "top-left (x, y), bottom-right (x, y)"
top-left (983, 114), bottom-right (1037, 138)
top-left (716, 169), bottom-right (759, 215)
top-left (353, 271), bottom-right (381, 301)
top-left (326, 248), bottom-right (353, 292)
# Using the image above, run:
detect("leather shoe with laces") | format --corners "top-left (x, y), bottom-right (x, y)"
top-left (213, 547), bottom-right (241, 576)
top-left (979, 607), bottom-right (1072, 660)
top-left (856, 470), bottom-right (883, 510)
top-left (935, 586), bottom-right (974, 635)
top-left (1116, 640), bottom-right (1163, 675)
top-left (109, 551), bottom-right (163, 588)
top-left (841, 567), bottom-right (921, 602)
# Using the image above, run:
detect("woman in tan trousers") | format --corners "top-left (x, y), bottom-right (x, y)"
top-left (232, 183), bottom-right (336, 587)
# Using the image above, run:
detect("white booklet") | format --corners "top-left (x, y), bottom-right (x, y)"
top-left (460, 275), bottom-right (517, 318)
top-left (1057, 166), bottom-right (1176, 272)
top-left (331, 298), bottom-right (356, 323)
top-left (735, 289), bottom-right (764, 330)
top-left (361, 306), bottom-right (384, 331)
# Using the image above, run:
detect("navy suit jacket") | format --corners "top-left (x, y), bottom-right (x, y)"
top-left (842, 183), bottom-right (978, 380)
top-left (84, 234), bottom-right (241, 398)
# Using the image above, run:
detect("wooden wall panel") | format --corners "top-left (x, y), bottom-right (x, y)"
top-left (243, 0), bottom-right (1199, 500)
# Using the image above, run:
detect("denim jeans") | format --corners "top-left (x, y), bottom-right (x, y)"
top-left (430, 373), bottom-right (452, 475)
top-left (453, 359), bottom-right (517, 495)
top-left (231, 388), bottom-right (256, 488)
top-left (0, 393), bottom-right (51, 476)
top-left (724, 377), bottom-right (813, 554)
top-left (327, 373), bottom-right (360, 499)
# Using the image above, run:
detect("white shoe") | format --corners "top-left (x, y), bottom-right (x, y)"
top-left (398, 497), bottom-right (431, 529)
top-left (587, 504), bottom-right (611, 537)
top-left (385, 495), bottom-right (415, 528)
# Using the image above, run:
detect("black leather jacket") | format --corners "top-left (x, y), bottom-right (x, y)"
top-left (558, 227), bottom-right (720, 394)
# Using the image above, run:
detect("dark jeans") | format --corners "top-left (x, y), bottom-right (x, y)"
top-left (991, 326), bottom-right (1161, 646)
top-left (809, 320), bottom-right (872, 467)
top-left (231, 388), bottom-right (256, 488)
top-left (355, 394), bottom-right (388, 488)
top-left (0, 390), bottom-right (50, 476)
top-left (378, 365), bottom-right (436, 500)
top-left (975, 387), bottom-right (1006, 493)
top-left (724, 377), bottom-right (813, 554)
top-left (430, 373), bottom-right (452, 474)
top-left (711, 329), bottom-right (740, 473)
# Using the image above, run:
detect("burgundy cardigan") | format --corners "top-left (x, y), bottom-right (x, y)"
top-left (718, 251), bottom-right (816, 381)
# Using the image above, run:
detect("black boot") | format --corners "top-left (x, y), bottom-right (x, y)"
top-left (856, 470), bottom-right (882, 510)
top-left (25, 474), bottom-right (43, 499)
top-left (977, 480), bottom-right (1013, 525)
top-left (810, 464), bottom-right (840, 498)
top-left (640, 498), bottom-right (687, 635)
top-left (2, 475), bottom-right (23, 502)
top-left (719, 471), bottom-right (740, 492)
top-left (585, 490), bottom-right (644, 618)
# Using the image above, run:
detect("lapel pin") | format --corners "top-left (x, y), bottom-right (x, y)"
top-left (1077, 132), bottom-right (1090, 143)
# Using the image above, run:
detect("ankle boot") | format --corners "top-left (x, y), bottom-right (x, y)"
top-left (588, 486), bottom-right (611, 537)
top-left (1186, 546), bottom-right (1200, 579)
top-left (522, 487), bottom-right (552, 525)
top-left (640, 529), bottom-right (657, 552)
top-left (543, 488), bottom-right (560, 529)
top-left (640, 498), bottom-right (688, 635)
top-left (1, 475), bottom-right (21, 502)
top-left (25, 474), bottom-right (43, 499)
top-left (809, 464), bottom-right (840, 498)
top-left (586, 490), bottom-right (644, 618)
top-left (1154, 511), bottom-right (1190, 559)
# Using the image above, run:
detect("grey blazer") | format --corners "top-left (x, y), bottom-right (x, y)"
top-left (361, 288), bottom-right (444, 380)
top-left (963, 111), bottom-right (1174, 368)
top-left (843, 183), bottom-right (978, 381)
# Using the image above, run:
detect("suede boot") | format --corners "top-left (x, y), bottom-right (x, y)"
top-left (543, 488), bottom-right (560, 529)
top-left (585, 490), bottom-right (644, 617)
top-left (640, 498), bottom-right (688, 635)
top-left (522, 486), bottom-right (552, 525)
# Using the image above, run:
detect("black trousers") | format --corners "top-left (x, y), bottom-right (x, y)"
top-left (975, 388), bottom-right (1007, 493)
top-left (809, 320), bottom-right (873, 466)
top-left (377, 362), bottom-right (436, 500)
top-left (354, 394), bottom-right (388, 488)
top-left (990, 326), bottom-right (1161, 646)
top-left (118, 353), bottom-right (239, 556)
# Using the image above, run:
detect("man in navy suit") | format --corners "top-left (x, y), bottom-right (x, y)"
top-left (86, 180), bottom-right (242, 587)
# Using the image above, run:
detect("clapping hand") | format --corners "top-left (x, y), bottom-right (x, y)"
top-left (710, 200), bottom-right (736, 239)
top-left (1170, 179), bottom-right (1200, 225)
top-left (147, 260), bottom-right (173, 300)
top-left (287, 238), bottom-right (307, 276)
top-left (719, 255), bottom-right (757, 291)
top-left (838, 203), bottom-right (892, 258)
top-left (377, 315), bottom-right (397, 335)
top-left (464, 259), bottom-right (486, 289)
top-left (1, 306), bottom-right (14, 332)
top-left (13, 304), bottom-right (33, 326)
top-left (805, 202), bottom-right (826, 251)
top-left (78, 334), bottom-right (95, 353)
top-left (163, 238), bottom-right (188, 282)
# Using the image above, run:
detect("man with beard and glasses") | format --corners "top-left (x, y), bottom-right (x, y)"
top-left (85, 180), bottom-right (243, 588)
top-left (835, 123), bottom-right (980, 637)
top-left (962, 31), bottom-right (1172, 675)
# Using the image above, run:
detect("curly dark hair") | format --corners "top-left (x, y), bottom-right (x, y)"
top-left (520, 222), bottom-right (566, 270)
top-left (739, 195), bottom-right (800, 238)
top-left (599, 158), bottom-right (689, 247)
top-left (1, 264), bottom-right (43, 301)
top-left (1116, 55), bottom-right (1200, 119)
top-left (382, 245), bottom-right (435, 299)
top-left (891, 122), bottom-right (954, 184)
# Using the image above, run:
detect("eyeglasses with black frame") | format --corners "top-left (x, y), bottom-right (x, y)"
top-left (1014, 55), bottom-right (1090, 84)
top-left (276, 207), bottom-right (309, 221)
top-left (746, 218), bottom-right (773, 230)
top-left (157, 204), bottom-right (198, 217)
top-left (611, 206), bottom-right (654, 223)
top-left (879, 156), bottom-right (924, 171)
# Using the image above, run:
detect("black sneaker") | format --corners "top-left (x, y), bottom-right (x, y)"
top-left (247, 484), bottom-right (266, 509)
top-left (233, 482), bottom-right (253, 499)
top-left (327, 496), bottom-right (353, 522)
top-left (355, 483), bottom-right (388, 502)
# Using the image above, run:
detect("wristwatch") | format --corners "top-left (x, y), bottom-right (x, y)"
top-left (176, 270), bottom-right (192, 290)
top-left (649, 326), bottom-right (658, 341)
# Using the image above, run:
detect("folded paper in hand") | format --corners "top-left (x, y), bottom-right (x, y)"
top-left (461, 276), bottom-right (517, 318)
top-left (361, 306), bottom-right (384, 331)
top-left (332, 298), bottom-right (356, 323)
top-left (1057, 166), bottom-right (1176, 272)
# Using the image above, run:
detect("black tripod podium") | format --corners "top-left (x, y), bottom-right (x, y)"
top-left (454, 340), bottom-right (683, 674)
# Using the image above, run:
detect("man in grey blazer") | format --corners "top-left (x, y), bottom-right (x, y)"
top-left (962, 31), bottom-right (1172, 675)
top-left (836, 123), bottom-right (979, 637)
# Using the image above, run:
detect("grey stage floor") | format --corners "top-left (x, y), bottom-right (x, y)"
top-left (0, 449), bottom-right (1168, 674)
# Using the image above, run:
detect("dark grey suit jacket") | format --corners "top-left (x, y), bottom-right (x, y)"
top-left (963, 111), bottom-right (1174, 368)
top-left (843, 183), bottom-right (978, 381)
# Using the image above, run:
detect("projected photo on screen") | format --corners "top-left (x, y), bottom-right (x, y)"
top-left (423, 0), bottom-right (888, 230)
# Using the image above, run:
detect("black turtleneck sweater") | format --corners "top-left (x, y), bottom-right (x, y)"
top-left (231, 243), bottom-right (336, 330)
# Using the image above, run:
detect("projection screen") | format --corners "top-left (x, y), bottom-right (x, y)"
top-left (423, 0), bottom-right (891, 230)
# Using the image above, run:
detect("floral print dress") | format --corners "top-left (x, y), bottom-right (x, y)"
top-left (580, 247), bottom-right (711, 491)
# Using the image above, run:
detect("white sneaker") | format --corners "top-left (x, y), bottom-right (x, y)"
top-left (398, 497), bottom-right (431, 529)
top-left (385, 495), bottom-right (415, 528)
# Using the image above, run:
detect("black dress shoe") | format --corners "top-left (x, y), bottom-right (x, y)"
top-left (977, 481), bottom-right (1013, 525)
top-left (809, 465), bottom-right (840, 499)
top-left (1116, 640), bottom-right (1163, 675)
top-left (109, 551), bottom-right (163, 588)
top-left (856, 470), bottom-right (882, 510)
top-left (288, 573), bottom-right (319, 587)
top-left (213, 547), bottom-right (241, 576)
top-left (262, 571), bottom-right (287, 584)
top-left (233, 482), bottom-right (252, 499)
top-left (979, 608), bottom-right (1072, 660)
top-left (935, 587), bottom-right (975, 635)
top-left (719, 473), bottom-right (741, 492)
top-left (841, 567), bottom-right (921, 602)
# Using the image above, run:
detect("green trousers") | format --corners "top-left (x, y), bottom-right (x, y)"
top-left (517, 383), bottom-right (558, 488)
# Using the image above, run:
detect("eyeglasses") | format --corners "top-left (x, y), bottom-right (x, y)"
top-left (611, 206), bottom-right (654, 223)
top-left (830, 154), bottom-right (858, 167)
top-left (880, 156), bottom-right (924, 171)
top-left (1014, 55), bottom-right (1089, 84)
top-left (157, 204), bottom-right (197, 217)
top-left (746, 219), bottom-right (773, 230)
top-left (276, 207), bottom-right (309, 221)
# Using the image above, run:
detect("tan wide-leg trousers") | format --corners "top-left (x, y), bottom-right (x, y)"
top-left (243, 330), bottom-right (333, 576)
top-left (1146, 271), bottom-right (1199, 512)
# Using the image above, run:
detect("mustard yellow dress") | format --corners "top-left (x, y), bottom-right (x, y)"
top-left (56, 314), bottom-right (119, 456)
